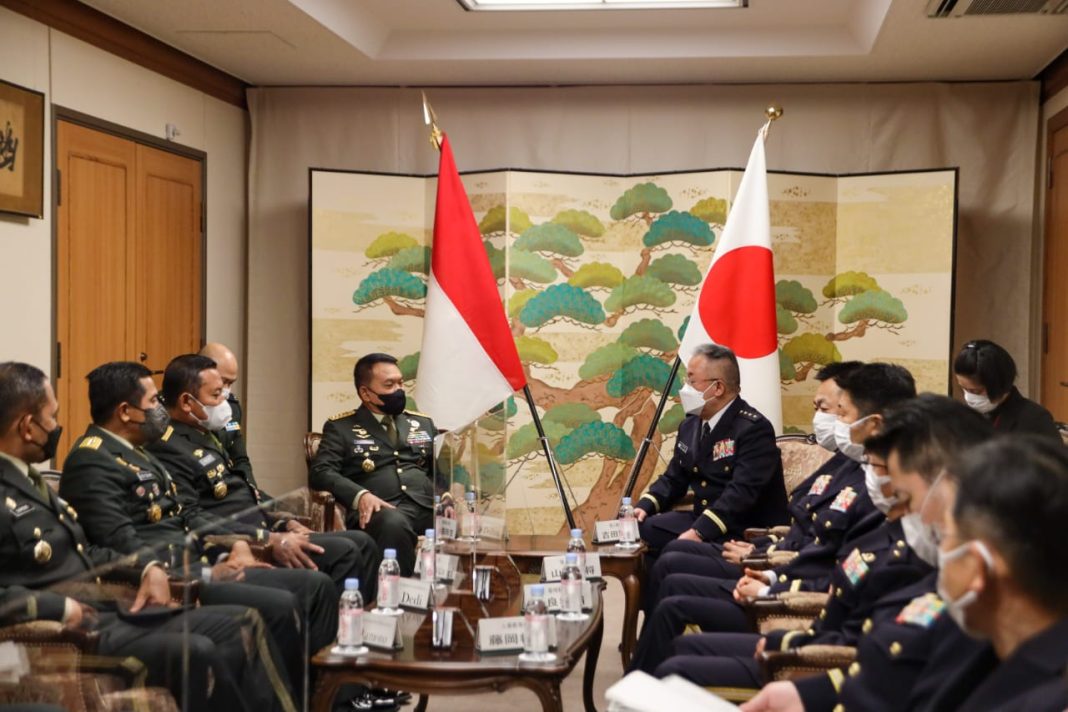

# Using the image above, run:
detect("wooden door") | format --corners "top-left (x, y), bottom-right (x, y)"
top-left (55, 120), bottom-right (203, 462)
top-left (1042, 110), bottom-right (1068, 421)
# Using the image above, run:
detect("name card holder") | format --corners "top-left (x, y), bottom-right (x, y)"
top-left (476, 616), bottom-right (557, 654)
top-left (523, 581), bottom-right (594, 611)
top-left (436, 516), bottom-right (458, 541)
top-left (414, 553), bottom-right (460, 582)
top-left (593, 519), bottom-right (623, 544)
top-left (398, 578), bottom-right (432, 610)
top-left (541, 553), bottom-right (602, 582)
top-left (479, 516), bottom-right (506, 541)
top-left (362, 613), bottom-right (402, 651)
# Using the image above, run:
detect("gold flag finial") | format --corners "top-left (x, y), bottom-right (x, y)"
top-left (765, 104), bottom-right (783, 122)
top-left (422, 91), bottom-right (443, 151)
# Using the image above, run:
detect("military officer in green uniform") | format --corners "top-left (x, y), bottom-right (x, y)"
top-left (310, 353), bottom-right (453, 576)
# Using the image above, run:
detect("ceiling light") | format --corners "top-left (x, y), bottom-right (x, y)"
top-left (458, 0), bottom-right (746, 11)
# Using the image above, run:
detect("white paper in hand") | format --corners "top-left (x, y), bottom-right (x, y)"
top-left (605, 671), bottom-right (741, 712)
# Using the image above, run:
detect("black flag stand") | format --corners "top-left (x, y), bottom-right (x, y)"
top-left (522, 384), bottom-right (577, 531)
top-left (619, 356), bottom-right (682, 508)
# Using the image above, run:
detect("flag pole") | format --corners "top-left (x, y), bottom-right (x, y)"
top-left (523, 385), bottom-right (577, 531)
top-left (619, 103), bottom-right (783, 509)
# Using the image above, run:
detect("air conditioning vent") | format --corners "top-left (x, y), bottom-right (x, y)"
top-left (927, 0), bottom-right (1068, 16)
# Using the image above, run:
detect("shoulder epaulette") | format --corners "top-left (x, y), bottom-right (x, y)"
top-left (78, 436), bottom-right (102, 450)
top-left (329, 409), bottom-right (356, 421)
top-left (737, 409), bottom-right (762, 422)
top-left (404, 409), bottom-right (430, 419)
top-left (160, 425), bottom-right (174, 442)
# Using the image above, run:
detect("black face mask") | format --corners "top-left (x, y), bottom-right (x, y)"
top-left (371, 388), bottom-right (407, 416)
top-left (30, 418), bottom-right (62, 462)
top-left (129, 403), bottom-right (171, 443)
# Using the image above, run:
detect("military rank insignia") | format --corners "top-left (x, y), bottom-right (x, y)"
top-left (896, 593), bottom-right (945, 628)
top-left (808, 475), bottom-right (832, 496)
top-left (830, 486), bottom-right (857, 512)
top-left (712, 439), bottom-right (735, 460)
top-left (842, 547), bottom-right (870, 586)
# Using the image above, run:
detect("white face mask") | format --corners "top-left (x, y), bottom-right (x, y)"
top-left (812, 411), bottom-right (838, 452)
top-left (679, 382), bottom-right (715, 416)
top-left (864, 462), bottom-right (897, 514)
top-left (833, 417), bottom-right (869, 462)
top-left (901, 511), bottom-right (939, 567)
top-left (193, 396), bottom-right (233, 432)
top-left (936, 540), bottom-right (994, 636)
top-left (963, 391), bottom-right (996, 414)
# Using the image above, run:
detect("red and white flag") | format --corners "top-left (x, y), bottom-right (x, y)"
top-left (678, 125), bottom-right (782, 433)
top-left (415, 134), bottom-right (527, 431)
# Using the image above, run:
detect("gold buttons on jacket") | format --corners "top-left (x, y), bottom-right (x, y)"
top-left (76, 543), bottom-right (84, 553)
top-left (862, 618), bottom-right (873, 634)
top-left (890, 642), bottom-right (902, 656)
top-left (824, 521), bottom-right (832, 529)
top-left (213, 482), bottom-right (228, 499)
top-left (700, 481), bottom-right (708, 488)
top-left (779, 574), bottom-right (787, 583)
top-left (401, 485), bottom-right (407, 491)
top-left (32, 527), bottom-right (41, 539)
top-left (848, 662), bottom-right (861, 677)
top-left (700, 499), bottom-right (708, 506)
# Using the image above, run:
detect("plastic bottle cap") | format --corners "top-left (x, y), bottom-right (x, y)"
top-left (565, 552), bottom-right (578, 563)
top-left (425, 529), bottom-right (436, 538)
top-left (345, 578), bottom-right (360, 590)
top-left (622, 497), bottom-right (632, 505)
top-left (570, 528), bottom-right (582, 538)
top-left (384, 548), bottom-right (397, 559)
top-left (531, 584), bottom-right (545, 596)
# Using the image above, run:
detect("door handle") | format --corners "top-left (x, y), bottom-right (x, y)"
top-left (139, 352), bottom-right (148, 363)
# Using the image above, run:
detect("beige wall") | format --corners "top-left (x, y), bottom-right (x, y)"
top-left (0, 6), bottom-right (248, 392)
top-left (248, 83), bottom-right (1040, 494)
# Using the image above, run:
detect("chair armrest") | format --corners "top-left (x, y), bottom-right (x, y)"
top-left (202, 535), bottom-right (271, 562)
top-left (742, 556), bottom-right (771, 570)
top-left (744, 526), bottom-right (792, 542)
top-left (759, 645), bottom-right (857, 682)
top-left (744, 592), bottom-right (829, 634)
top-left (0, 621), bottom-right (101, 653)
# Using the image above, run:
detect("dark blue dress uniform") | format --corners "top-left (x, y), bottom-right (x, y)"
top-left (0, 454), bottom-right (294, 712)
top-left (59, 425), bottom-right (339, 696)
top-left (148, 420), bottom-right (381, 600)
top-left (309, 405), bottom-right (445, 576)
top-left (635, 398), bottom-right (787, 547)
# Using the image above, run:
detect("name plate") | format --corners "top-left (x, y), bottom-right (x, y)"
top-left (475, 616), bottom-right (557, 653)
top-left (398, 578), bottom-right (432, 610)
top-left (363, 613), bottom-right (401, 650)
top-left (436, 516), bottom-right (458, 541)
top-left (523, 581), bottom-right (593, 611)
top-left (541, 553), bottom-right (602, 582)
top-left (479, 515), bottom-right (506, 541)
top-left (594, 519), bottom-right (623, 543)
top-left (414, 553), bottom-right (460, 581)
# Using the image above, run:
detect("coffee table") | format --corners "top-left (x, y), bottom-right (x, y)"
top-left (443, 534), bottom-right (644, 666)
top-left (311, 583), bottom-right (604, 712)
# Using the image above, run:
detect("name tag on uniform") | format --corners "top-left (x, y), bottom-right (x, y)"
top-left (353, 439), bottom-right (375, 446)
top-left (137, 471), bottom-right (155, 482)
top-left (224, 421), bottom-right (241, 432)
top-left (197, 454), bottom-right (216, 467)
top-left (713, 439), bottom-right (735, 460)
top-left (12, 503), bottom-right (34, 519)
top-left (677, 442), bottom-right (689, 454)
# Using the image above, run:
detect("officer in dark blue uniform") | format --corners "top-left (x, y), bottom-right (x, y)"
top-left (635, 344), bottom-right (787, 555)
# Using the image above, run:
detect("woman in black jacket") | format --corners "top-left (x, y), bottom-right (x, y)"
top-left (953, 339), bottom-right (1063, 442)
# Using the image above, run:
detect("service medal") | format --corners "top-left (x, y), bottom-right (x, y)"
top-left (34, 539), bottom-right (52, 563)
top-left (362, 458), bottom-right (375, 473)
top-left (147, 503), bottom-right (162, 523)
top-left (213, 482), bottom-right (228, 499)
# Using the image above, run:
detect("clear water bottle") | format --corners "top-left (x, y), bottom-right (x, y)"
top-left (617, 496), bottom-right (640, 550)
top-left (334, 578), bottom-right (368, 656)
top-left (566, 528), bottom-right (587, 575)
top-left (558, 552), bottom-right (588, 622)
top-left (463, 490), bottom-right (480, 541)
top-left (421, 529), bottom-right (437, 582)
top-left (375, 548), bottom-right (402, 616)
top-left (519, 584), bottom-right (555, 663)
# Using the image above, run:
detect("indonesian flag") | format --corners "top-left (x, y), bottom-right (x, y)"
top-left (678, 125), bottom-right (782, 433)
top-left (414, 134), bottom-right (527, 431)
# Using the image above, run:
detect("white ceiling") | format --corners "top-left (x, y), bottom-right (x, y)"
top-left (79, 0), bottom-right (1068, 86)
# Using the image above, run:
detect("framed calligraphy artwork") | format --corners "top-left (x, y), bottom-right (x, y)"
top-left (0, 79), bottom-right (45, 218)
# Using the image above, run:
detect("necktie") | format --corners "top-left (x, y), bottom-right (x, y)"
top-left (27, 466), bottom-right (49, 500)
top-left (383, 415), bottom-right (398, 446)
top-left (700, 422), bottom-right (712, 449)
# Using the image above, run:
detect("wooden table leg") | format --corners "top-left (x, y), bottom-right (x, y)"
top-left (524, 678), bottom-right (564, 712)
top-left (311, 670), bottom-right (343, 712)
top-left (415, 694), bottom-right (429, 712)
top-left (583, 609), bottom-right (604, 712)
top-left (619, 572), bottom-right (641, 667)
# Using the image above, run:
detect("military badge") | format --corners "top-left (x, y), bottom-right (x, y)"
top-left (842, 548), bottom-right (870, 586)
top-left (830, 487), bottom-right (857, 512)
top-left (677, 442), bottom-right (689, 453)
top-left (712, 439), bottom-right (735, 460)
top-left (224, 421), bottom-right (241, 432)
top-left (137, 470), bottom-right (154, 482)
top-left (362, 458), bottom-right (375, 473)
top-left (808, 475), bottom-right (832, 496)
top-left (34, 539), bottom-right (52, 563)
top-left (213, 482), bottom-right (228, 499)
top-left (135, 485), bottom-right (146, 498)
top-left (147, 503), bottom-right (162, 523)
top-left (198, 453), bottom-right (216, 467)
top-left (896, 594), bottom-right (945, 628)
top-left (12, 503), bottom-right (33, 518)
